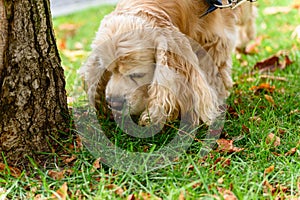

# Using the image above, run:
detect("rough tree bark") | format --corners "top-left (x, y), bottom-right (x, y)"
top-left (0, 0), bottom-right (70, 167)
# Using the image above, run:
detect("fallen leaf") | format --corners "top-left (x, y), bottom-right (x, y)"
top-left (214, 157), bottom-right (231, 169)
top-left (242, 125), bottom-right (250, 134)
top-left (187, 165), bottom-right (194, 171)
top-left (228, 106), bottom-right (239, 118)
top-left (48, 170), bottom-right (65, 181)
top-left (253, 53), bottom-right (294, 72)
top-left (91, 158), bottom-right (102, 172)
top-left (105, 184), bottom-right (124, 197)
top-left (249, 116), bottom-right (262, 123)
top-left (63, 154), bottom-right (77, 164)
top-left (76, 136), bottom-right (83, 148)
top-left (266, 133), bottom-right (281, 147)
top-left (263, 181), bottom-right (289, 197)
top-left (250, 83), bottom-right (275, 94)
top-left (179, 190), bottom-right (185, 200)
top-left (217, 187), bottom-right (238, 200)
top-left (284, 147), bottom-right (297, 156)
top-left (51, 182), bottom-right (68, 200)
top-left (0, 163), bottom-right (22, 178)
top-left (127, 194), bottom-right (135, 200)
top-left (263, 180), bottom-right (274, 195)
top-left (216, 139), bottom-right (245, 153)
top-left (192, 182), bottom-right (202, 189)
top-left (264, 165), bottom-right (275, 176)
top-left (278, 129), bottom-right (286, 135)
top-left (292, 0), bottom-right (300, 9)
top-left (264, 94), bottom-right (276, 105)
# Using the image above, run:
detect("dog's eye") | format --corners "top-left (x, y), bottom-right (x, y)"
top-left (129, 73), bottom-right (146, 79)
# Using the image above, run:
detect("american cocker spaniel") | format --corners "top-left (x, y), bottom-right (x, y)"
top-left (79, 0), bottom-right (256, 126)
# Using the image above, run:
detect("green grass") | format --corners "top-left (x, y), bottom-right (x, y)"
top-left (1, 0), bottom-right (300, 199)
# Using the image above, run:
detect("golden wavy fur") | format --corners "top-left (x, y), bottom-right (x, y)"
top-left (79, 0), bottom-right (255, 126)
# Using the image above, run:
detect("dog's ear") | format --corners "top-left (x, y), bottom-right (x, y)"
top-left (139, 37), bottom-right (179, 126)
top-left (140, 32), bottom-right (220, 126)
top-left (78, 47), bottom-right (112, 116)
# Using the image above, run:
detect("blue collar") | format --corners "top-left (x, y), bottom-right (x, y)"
top-left (200, 0), bottom-right (223, 18)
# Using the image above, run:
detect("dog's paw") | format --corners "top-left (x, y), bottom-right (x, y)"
top-left (138, 112), bottom-right (152, 126)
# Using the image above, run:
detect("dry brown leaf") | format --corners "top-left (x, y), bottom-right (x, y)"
top-left (264, 94), bottom-right (276, 105)
top-left (214, 157), bottom-right (231, 169)
top-left (178, 190), bottom-right (185, 200)
top-left (63, 154), bottom-right (77, 164)
top-left (217, 187), bottom-right (238, 200)
top-left (0, 163), bottom-right (22, 178)
top-left (105, 184), bottom-right (124, 197)
top-left (253, 53), bottom-right (293, 72)
top-left (264, 181), bottom-right (290, 197)
top-left (76, 136), bottom-right (83, 148)
top-left (266, 133), bottom-right (281, 147)
top-left (48, 170), bottom-right (65, 181)
top-left (264, 165), bottom-right (275, 176)
top-left (51, 182), bottom-right (68, 200)
top-left (91, 158), bottom-right (102, 173)
top-left (249, 116), bottom-right (262, 123)
top-left (216, 139), bottom-right (245, 153)
top-left (127, 194), bottom-right (135, 200)
top-left (242, 125), bottom-right (250, 134)
top-left (263, 180), bottom-right (274, 195)
top-left (284, 147), bottom-right (297, 156)
top-left (192, 182), bottom-right (202, 189)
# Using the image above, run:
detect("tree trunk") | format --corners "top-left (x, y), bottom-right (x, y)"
top-left (0, 0), bottom-right (70, 167)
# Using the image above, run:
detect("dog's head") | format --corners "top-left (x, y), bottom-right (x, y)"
top-left (80, 15), bottom-right (220, 126)
top-left (105, 49), bottom-right (156, 116)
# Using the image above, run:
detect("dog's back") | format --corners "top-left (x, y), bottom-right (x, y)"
top-left (115, 0), bottom-right (236, 46)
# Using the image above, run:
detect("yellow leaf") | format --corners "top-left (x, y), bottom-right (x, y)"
top-left (264, 165), bottom-right (275, 175)
top-left (51, 182), bottom-right (68, 200)
top-left (264, 94), bottom-right (275, 105)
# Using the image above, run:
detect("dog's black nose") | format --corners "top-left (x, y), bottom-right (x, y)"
top-left (106, 96), bottom-right (126, 111)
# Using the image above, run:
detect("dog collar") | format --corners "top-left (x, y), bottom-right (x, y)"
top-left (201, 0), bottom-right (257, 18)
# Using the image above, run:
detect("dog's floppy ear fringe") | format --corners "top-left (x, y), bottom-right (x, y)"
top-left (140, 30), bottom-right (220, 126)
top-left (78, 43), bottom-right (112, 116)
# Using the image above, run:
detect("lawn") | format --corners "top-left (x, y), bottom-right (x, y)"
top-left (1, 0), bottom-right (299, 199)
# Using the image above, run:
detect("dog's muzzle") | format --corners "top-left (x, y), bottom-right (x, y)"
top-left (106, 96), bottom-right (126, 111)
